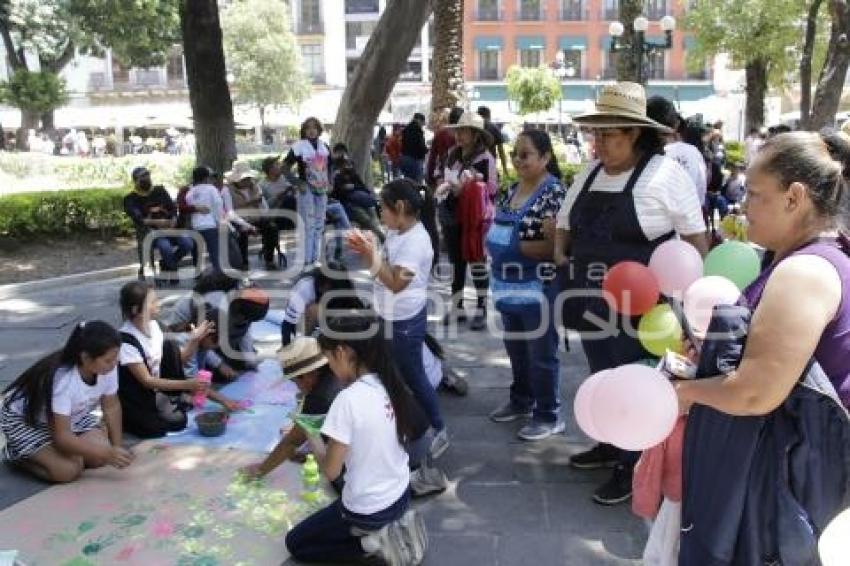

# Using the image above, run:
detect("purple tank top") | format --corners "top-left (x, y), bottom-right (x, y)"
top-left (743, 237), bottom-right (850, 408)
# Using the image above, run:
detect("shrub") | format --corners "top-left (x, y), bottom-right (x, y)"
top-left (0, 188), bottom-right (134, 238)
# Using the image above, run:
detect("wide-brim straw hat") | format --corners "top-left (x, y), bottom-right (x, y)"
top-left (445, 111), bottom-right (495, 146)
top-left (573, 82), bottom-right (673, 132)
top-left (225, 160), bottom-right (260, 184)
top-left (278, 337), bottom-right (328, 379)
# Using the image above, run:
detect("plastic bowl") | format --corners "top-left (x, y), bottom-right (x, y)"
top-left (195, 411), bottom-right (228, 437)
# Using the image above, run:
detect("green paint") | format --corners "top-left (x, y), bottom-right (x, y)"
top-left (183, 525), bottom-right (205, 538)
top-left (177, 556), bottom-right (219, 566)
top-left (81, 542), bottom-right (102, 555)
top-left (77, 520), bottom-right (96, 534)
top-left (61, 558), bottom-right (96, 566)
top-left (111, 513), bottom-right (147, 528)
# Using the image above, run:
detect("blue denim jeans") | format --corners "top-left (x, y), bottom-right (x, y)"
top-left (501, 305), bottom-right (561, 422)
top-left (399, 155), bottom-right (424, 182)
top-left (297, 190), bottom-right (328, 264)
top-left (285, 491), bottom-right (409, 563)
top-left (391, 308), bottom-right (444, 431)
top-left (198, 228), bottom-right (221, 272)
top-left (153, 235), bottom-right (193, 271)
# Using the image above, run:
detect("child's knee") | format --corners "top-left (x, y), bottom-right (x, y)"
top-left (49, 457), bottom-right (84, 483)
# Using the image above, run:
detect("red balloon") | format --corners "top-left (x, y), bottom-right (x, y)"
top-left (602, 261), bottom-right (660, 316)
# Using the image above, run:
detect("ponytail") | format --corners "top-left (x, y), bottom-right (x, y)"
top-left (380, 179), bottom-right (439, 266)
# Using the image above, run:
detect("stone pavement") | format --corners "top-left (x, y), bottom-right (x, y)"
top-left (0, 270), bottom-right (646, 565)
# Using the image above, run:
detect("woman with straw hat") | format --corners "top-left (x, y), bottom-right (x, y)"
top-left (552, 82), bottom-right (709, 506)
top-left (438, 111), bottom-right (498, 331)
top-left (224, 161), bottom-right (280, 271)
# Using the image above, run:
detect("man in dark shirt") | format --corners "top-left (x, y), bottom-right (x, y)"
top-left (400, 112), bottom-right (429, 182)
top-left (477, 106), bottom-right (509, 178)
top-left (123, 166), bottom-right (194, 274)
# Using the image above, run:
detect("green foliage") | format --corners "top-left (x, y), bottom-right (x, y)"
top-left (222, 0), bottom-right (310, 122)
top-left (685, 0), bottom-right (804, 88)
top-left (725, 141), bottom-right (745, 166)
top-left (505, 66), bottom-right (562, 116)
top-left (0, 70), bottom-right (67, 114)
top-left (0, 188), bottom-right (134, 237)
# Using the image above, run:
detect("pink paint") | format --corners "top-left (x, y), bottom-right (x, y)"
top-left (238, 399), bottom-right (254, 409)
top-left (116, 544), bottom-right (139, 561)
top-left (151, 518), bottom-right (176, 538)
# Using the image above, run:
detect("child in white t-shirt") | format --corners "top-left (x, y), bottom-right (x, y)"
top-left (0, 321), bottom-right (134, 483)
top-left (285, 314), bottom-right (428, 565)
top-left (347, 179), bottom-right (449, 460)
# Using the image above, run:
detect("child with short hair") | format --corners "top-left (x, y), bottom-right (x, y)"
top-left (1, 321), bottom-right (134, 483)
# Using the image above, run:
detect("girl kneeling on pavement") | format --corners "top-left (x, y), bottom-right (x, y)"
top-left (285, 314), bottom-right (428, 565)
top-left (1, 321), bottom-right (134, 483)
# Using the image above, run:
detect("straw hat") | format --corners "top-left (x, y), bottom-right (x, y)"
top-left (225, 160), bottom-right (259, 184)
top-left (573, 82), bottom-right (673, 132)
top-left (278, 337), bottom-right (328, 379)
top-left (445, 111), bottom-right (494, 146)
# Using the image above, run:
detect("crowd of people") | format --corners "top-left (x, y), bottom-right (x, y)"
top-left (2, 81), bottom-right (850, 565)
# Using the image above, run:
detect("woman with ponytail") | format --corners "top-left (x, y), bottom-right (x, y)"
top-left (1, 321), bottom-right (134, 482)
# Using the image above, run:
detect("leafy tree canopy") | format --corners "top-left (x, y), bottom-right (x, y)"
top-left (0, 69), bottom-right (68, 113)
top-left (505, 65), bottom-right (561, 116)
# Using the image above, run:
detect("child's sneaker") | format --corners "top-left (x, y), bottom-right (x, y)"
top-left (358, 522), bottom-right (407, 566)
top-left (397, 509), bottom-right (428, 564)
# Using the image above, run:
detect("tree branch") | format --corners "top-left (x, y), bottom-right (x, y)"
top-left (42, 40), bottom-right (76, 74)
top-left (0, 20), bottom-right (26, 70)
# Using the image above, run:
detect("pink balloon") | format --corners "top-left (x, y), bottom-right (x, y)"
top-left (591, 364), bottom-right (679, 451)
top-left (683, 275), bottom-right (742, 335)
top-left (574, 370), bottom-right (612, 442)
top-left (649, 240), bottom-right (704, 299)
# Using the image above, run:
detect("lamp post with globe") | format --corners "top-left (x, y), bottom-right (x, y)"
top-left (549, 51), bottom-right (576, 142)
top-left (608, 14), bottom-right (676, 85)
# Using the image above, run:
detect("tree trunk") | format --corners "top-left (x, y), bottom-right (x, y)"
top-left (333, 0), bottom-right (435, 182)
top-left (431, 0), bottom-right (464, 113)
top-left (801, 0), bottom-right (825, 129)
top-left (180, 0), bottom-right (237, 174)
top-left (16, 110), bottom-right (39, 151)
top-left (744, 58), bottom-right (768, 132)
top-left (41, 110), bottom-right (56, 139)
top-left (259, 106), bottom-right (266, 135)
top-left (616, 0), bottom-right (644, 84)
top-left (810, 0), bottom-right (850, 131)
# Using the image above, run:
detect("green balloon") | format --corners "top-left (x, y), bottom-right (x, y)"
top-left (638, 304), bottom-right (684, 357)
top-left (703, 241), bottom-right (761, 290)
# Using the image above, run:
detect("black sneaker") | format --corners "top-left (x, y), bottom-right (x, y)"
top-left (469, 308), bottom-right (486, 331)
top-left (569, 444), bottom-right (620, 470)
top-left (442, 308), bottom-right (467, 326)
top-left (592, 464), bottom-right (633, 506)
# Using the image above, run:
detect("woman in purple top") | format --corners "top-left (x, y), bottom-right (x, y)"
top-left (677, 131), bottom-right (850, 413)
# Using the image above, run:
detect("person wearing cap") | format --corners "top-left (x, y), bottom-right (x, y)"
top-left (437, 111), bottom-right (498, 331)
top-left (224, 160), bottom-right (280, 271)
top-left (123, 166), bottom-right (194, 279)
top-left (400, 112), bottom-right (429, 182)
top-left (553, 82), bottom-right (708, 506)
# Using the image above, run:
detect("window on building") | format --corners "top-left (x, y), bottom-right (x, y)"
top-left (561, 49), bottom-right (583, 79)
top-left (301, 43), bottom-right (324, 83)
top-left (478, 49), bottom-right (500, 80)
top-left (300, 0), bottom-right (322, 34)
top-left (646, 0), bottom-right (667, 20)
top-left (646, 50), bottom-right (665, 80)
top-left (561, 0), bottom-right (583, 20)
top-left (518, 0), bottom-right (542, 21)
top-left (345, 0), bottom-right (378, 14)
top-left (345, 21), bottom-right (377, 50)
top-left (166, 47), bottom-right (184, 84)
top-left (477, 0), bottom-right (500, 20)
top-left (398, 60), bottom-right (423, 82)
top-left (603, 50), bottom-right (618, 79)
top-left (603, 0), bottom-right (618, 20)
top-left (519, 48), bottom-right (543, 68)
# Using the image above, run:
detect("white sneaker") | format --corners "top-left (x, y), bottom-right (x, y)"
top-left (410, 464), bottom-right (448, 498)
top-left (429, 428), bottom-right (450, 460)
top-left (397, 509), bottom-right (428, 564)
top-left (358, 522), bottom-right (406, 566)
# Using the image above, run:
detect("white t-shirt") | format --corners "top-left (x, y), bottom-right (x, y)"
top-left (373, 222), bottom-right (434, 321)
top-left (664, 142), bottom-right (707, 205)
top-left (187, 183), bottom-right (224, 231)
top-left (284, 277), bottom-right (317, 325)
top-left (8, 365), bottom-right (118, 424)
top-left (119, 320), bottom-right (165, 378)
top-left (556, 155), bottom-right (707, 240)
top-left (321, 374), bottom-right (410, 514)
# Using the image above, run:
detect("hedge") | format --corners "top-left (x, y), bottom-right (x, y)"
top-left (0, 188), bottom-right (134, 238)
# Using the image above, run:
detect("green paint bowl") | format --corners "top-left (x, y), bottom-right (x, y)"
top-left (195, 410), bottom-right (228, 437)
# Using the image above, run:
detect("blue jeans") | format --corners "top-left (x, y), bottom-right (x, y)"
top-left (297, 190), bottom-right (328, 264)
top-left (325, 200), bottom-right (352, 261)
top-left (501, 305), bottom-right (561, 422)
top-left (392, 308), bottom-right (444, 431)
top-left (198, 228), bottom-right (221, 272)
top-left (153, 236), bottom-right (193, 271)
top-left (285, 491), bottom-right (409, 563)
top-left (399, 155), bottom-right (424, 182)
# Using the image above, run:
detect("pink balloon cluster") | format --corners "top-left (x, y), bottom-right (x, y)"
top-left (574, 365), bottom-right (679, 451)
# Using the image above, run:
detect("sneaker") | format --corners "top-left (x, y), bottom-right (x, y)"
top-left (568, 444), bottom-right (620, 470)
top-left (592, 464), bottom-right (633, 505)
top-left (441, 308), bottom-right (467, 326)
top-left (397, 509), bottom-right (428, 564)
top-left (517, 418), bottom-right (566, 441)
top-left (359, 522), bottom-right (407, 566)
top-left (410, 464), bottom-right (448, 498)
top-left (489, 402), bottom-right (532, 423)
top-left (429, 428), bottom-right (450, 460)
top-left (438, 367), bottom-right (468, 396)
top-left (469, 308), bottom-right (486, 331)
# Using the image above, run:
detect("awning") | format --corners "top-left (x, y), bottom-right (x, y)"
top-left (517, 36), bottom-right (545, 50)
top-left (559, 36), bottom-right (588, 50)
top-left (474, 36), bottom-right (504, 51)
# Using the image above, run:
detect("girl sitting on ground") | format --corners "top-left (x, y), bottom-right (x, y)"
top-left (1, 321), bottom-right (134, 483)
top-left (285, 314), bottom-right (428, 565)
top-left (117, 281), bottom-right (240, 438)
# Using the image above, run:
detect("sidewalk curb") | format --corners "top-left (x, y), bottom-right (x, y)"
top-left (0, 264), bottom-right (139, 300)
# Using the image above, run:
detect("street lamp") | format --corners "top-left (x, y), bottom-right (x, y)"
top-left (550, 51), bottom-right (575, 141)
top-left (465, 84), bottom-right (480, 109)
top-left (609, 14), bottom-right (676, 85)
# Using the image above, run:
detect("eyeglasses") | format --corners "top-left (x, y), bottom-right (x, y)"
top-left (510, 150), bottom-right (538, 161)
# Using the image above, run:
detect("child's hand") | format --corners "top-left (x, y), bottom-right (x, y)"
top-left (347, 229), bottom-right (379, 263)
top-left (189, 320), bottom-right (215, 344)
top-left (186, 378), bottom-right (211, 393)
top-left (221, 398), bottom-right (243, 413)
top-left (107, 446), bottom-right (135, 468)
top-left (682, 337), bottom-right (702, 364)
top-left (218, 364), bottom-right (239, 381)
top-left (239, 462), bottom-right (267, 480)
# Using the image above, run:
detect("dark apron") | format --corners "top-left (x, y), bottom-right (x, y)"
top-left (560, 155), bottom-right (674, 331)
